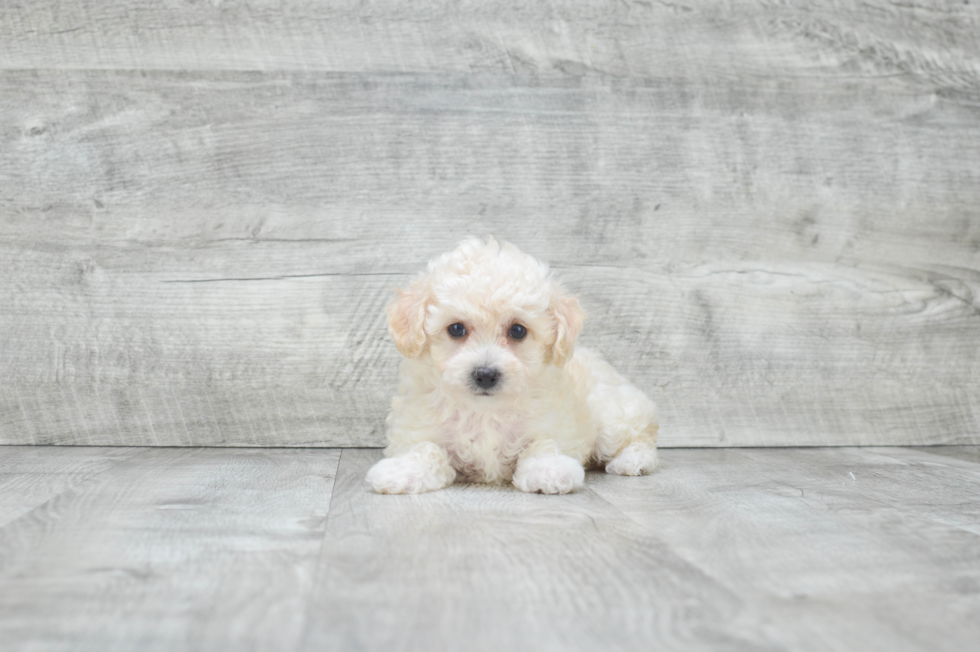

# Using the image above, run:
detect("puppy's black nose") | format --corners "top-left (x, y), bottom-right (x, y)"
top-left (472, 367), bottom-right (500, 391)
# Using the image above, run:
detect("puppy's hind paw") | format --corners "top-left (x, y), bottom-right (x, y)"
top-left (513, 453), bottom-right (585, 495)
top-left (605, 442), bottom-right (659, 476)
top-left (366, 442), bottom-right (457, 494)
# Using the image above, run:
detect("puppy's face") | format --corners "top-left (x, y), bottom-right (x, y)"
top-left (424, 295), bottom-right (554, 401)
top-left (388, 238), bottom-right (584, 402)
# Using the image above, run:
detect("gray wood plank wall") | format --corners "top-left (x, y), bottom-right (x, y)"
top-left (1, 1), bottom-right (979, 447)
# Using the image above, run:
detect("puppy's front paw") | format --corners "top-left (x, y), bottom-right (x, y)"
top-left (513, 453), bottom-right (585, 494)
top-left (605, 442), bottom-right (659, 476)
top-left (366, 442), bottom-right (457, 494)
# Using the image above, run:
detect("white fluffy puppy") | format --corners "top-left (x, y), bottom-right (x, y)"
top-left (366, 236), bottom-right (659, 495)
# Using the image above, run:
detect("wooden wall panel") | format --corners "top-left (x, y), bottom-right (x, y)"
top-left (1, 2), bottom-right (978, 446)
top-left (3, 1), bottom-right (979, 81)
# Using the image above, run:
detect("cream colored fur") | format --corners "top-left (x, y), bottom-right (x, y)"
top-left (366, 236), bottom-right (659, 495)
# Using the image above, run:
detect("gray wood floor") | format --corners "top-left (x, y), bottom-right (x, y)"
top-left (1, 446), bottom-right (978, 651)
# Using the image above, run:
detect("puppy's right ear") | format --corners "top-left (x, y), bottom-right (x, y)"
top-left (387, 278), bottom-right (431, 358)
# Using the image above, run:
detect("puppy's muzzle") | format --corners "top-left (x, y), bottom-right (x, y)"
top-left (471, 366), bottom-right (501, 393)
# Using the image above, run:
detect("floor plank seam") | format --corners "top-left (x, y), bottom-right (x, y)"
top-left (296, 448), bottom-right (348, 652)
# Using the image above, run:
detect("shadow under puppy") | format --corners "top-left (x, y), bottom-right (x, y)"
top-left (366, 236), bottom-right (659, 494)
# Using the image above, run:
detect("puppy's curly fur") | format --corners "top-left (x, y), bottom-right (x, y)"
top-left (366, 237), bottom-right (659, 495)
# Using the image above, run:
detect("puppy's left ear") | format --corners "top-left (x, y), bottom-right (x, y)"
top-left (387, 277), bottom-right (431, 358)
top-left (549, 290), bottom-right (585, 368)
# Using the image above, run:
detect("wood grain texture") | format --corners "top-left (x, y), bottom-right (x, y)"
top-left (0, 446), bottom-right (143, 526)
top-left (914, 445), bottom-right (980, 465)
top-left (2, 445), bottom-right (978, 650)
top-left (1, 1), bottom-right (979, 446)
top-left (2, 0), bottom-right (979, 82)
top-left (0, 447), bottom-right (341, 652)
top-left (304, 448), bottom-right (771, 652)
top-left (588, 446), bottom-right (980, 652)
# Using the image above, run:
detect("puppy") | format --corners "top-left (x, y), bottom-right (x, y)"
top-left (366, 236), bottom-right (659, 494)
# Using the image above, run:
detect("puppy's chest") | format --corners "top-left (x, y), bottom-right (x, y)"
top-left (442, 409), bottom-right (527, 483)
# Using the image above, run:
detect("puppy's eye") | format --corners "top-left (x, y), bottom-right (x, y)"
top-left (448, 322), bottom-right (467, 338)
top-left (509, 323), bottom-right (527, 340)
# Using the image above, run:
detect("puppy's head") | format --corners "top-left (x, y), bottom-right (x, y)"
top-left (388, 236), bottom-right (584, 400)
